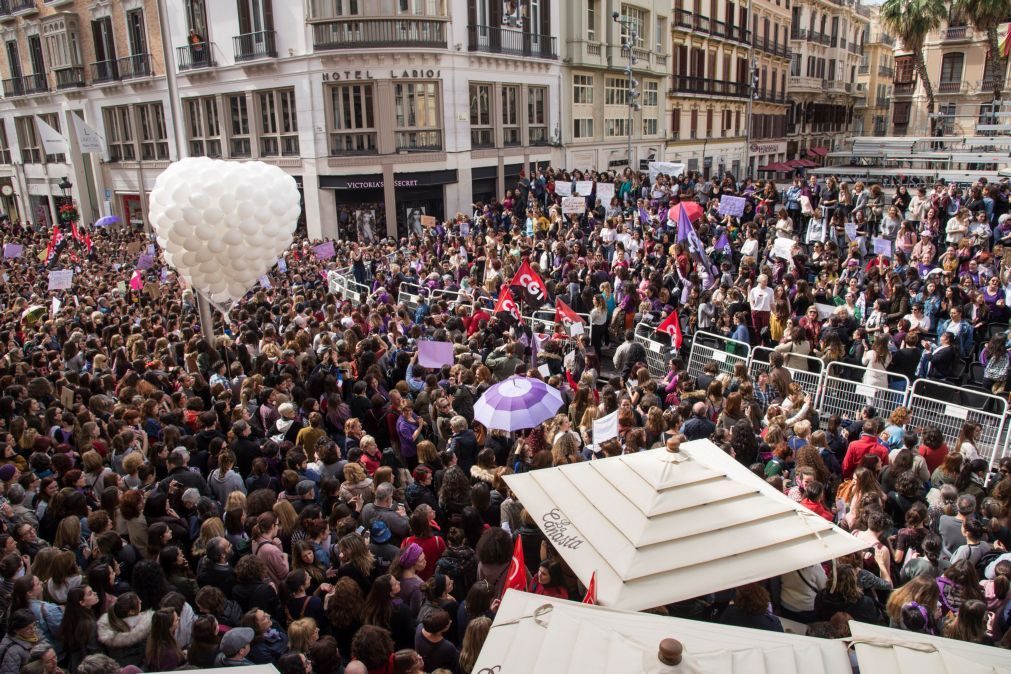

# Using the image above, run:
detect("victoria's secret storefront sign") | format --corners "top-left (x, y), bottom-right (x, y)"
top-left (321, 69), bottom-right (441, 82)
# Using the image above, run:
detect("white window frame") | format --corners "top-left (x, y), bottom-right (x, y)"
top-left (502, 84), bottom-right (520, 146)
top-left (573, 74), bottom-right (594, 104)
top-left (184, 96), bottom-right (222, 158)
top-left (605, 76), bottom-right (628, 105)
top-left (573, 118), bottom-right (594, 139)
top-left (226, 94), bottom-right (251, 158)
top-left (258, 88), bottom-right (299, 157)
top-left (527, 85), bottom-right (547, 144)
top-left (102, 106), bottom-right (134, 162)
top-left (620, 4), bottom-right (646, 48)
top-left (394, 80), bottom-right (442, 151)
top-left (470, 82), bottom-right (493, 148)
top-left (138, 102), bottom-right (169, 161)
top-left (327, 82), bottom-right (377, 155)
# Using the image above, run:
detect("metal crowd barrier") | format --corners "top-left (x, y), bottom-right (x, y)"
top-left (747, 346), bottom-right (825, 402)
top-left (634, 321), bottom-right (675, 379)
top-left (687, 330), bottom-right (750, 380)
top-left (906, 379), bottom-right (1008, 467)
top-left (816, 361), bottom-right (910, 428)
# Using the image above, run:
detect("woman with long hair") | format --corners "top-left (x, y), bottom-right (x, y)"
top-left (185, 615), bottom-right (220, 669)
top-left (361, 574), bottom-right (414, 650)
top-left (60, 585), bottom-right (101, 674)
top-left (885, 573), bottom-right (940, 632)
top-left (291, 540), bottom-right (326, 592)
top-left (938, 559), bottom-right (984, 615)
top-left (324, 577), bottom-right (364, 659)
top-left (458, 616), bottom-right (491, 674)
top-left (97, 592), bottom-right (153, 667)
top-left (144, 607), bottom-right (184, 671)
top-left (287, 617), bottom-right (319, 654)
top-left (281, 569), bottom-right (328, 629)
top-left (336, 533), bottom-right (377, 594)
top-left (942, 599), bottom-right (991, 644)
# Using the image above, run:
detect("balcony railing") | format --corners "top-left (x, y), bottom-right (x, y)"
top-left (858, 64), bottom-right (869, 74)
top-left (395, 129), bottom-right (443, 152)
top-left (312, 18), bottom-right (446, 50)
top-left (176, 42), bottom-right (215, 70)
top-left (757, 91), bottom-right (787, 104)
top-left (878, 65), bottom-right (893, 77)
top-left (9, 0), bottom-right (36, 13)
top-left (671, 75), bottom-right (748, 98)
top-left (1, 77), bottom-right (21, 97)
top-left (753, 36), bottom-right (790, 59)
top-left (849, 42), bottom-right (862, 54)
top-left (942, 25), bottom-right (969, 40)
top-left (328, 132), bottom-right (378, 156)
top-left (0, 0), bottom-right (9, 18)
top-left (234, 30), bottom-right (277, 61)
top-left (54, 65), bottom-right (85, 89)
top-left (118, 53), bottom-right (152, 79)
top-left (468, 25), bottom-right (557, 59)
top-left (894, 81), bottom-right (916, 95)
top-left (91, 59), bottom-right (119, 83)
top-left (673, 9), bottom-right (749, 44)
top-left (2, 72), bottom-right (47, 96)
top-left (937, 80), bottom-right (965, 93)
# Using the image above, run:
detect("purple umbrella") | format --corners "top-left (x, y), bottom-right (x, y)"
top-left (94, 215), bottom-right (120, 228)
top-left (474, 376), bottom-right (563, 432)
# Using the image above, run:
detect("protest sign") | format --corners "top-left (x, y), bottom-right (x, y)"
top-left (844, 222), bottom-right (858, 241)
top-left (717, 195), bottom-right (746, 218)
top-left (595, 182), bottom-right (615, 204)
top-left (259, 275), bottom-right (272, 289)
top-left (48, 269), bottom-right (73, 290)
top-left (593, 410), bottom-right (619, 444)
top-left (562, 197), bottom-right (586, 215)
top-left (872, 238), bottom-right (892, 257)
top-left (3, 243), bottom-right (22, 259)
top-left (574, 181), bottom-right (593, 196)
top-left (420, 215), bottom-right (436, 228)
top-left (137, 254), bottom-right (154, 270)
top-left (313, 241), bottom-right (335, 259)
top-left (418, 341), bottom-right (455, 368)
top-left (772, 237), bottom-right (794, 260)
top-left (554, 182), bottom-right (572, 197)
top-left (277, 258), bottom-right (287, 273)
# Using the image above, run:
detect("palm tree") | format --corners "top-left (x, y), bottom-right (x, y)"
top-left (880, 0), bottom-right (949, 132)
top-left (953, 0), bottom-right (1011, 102)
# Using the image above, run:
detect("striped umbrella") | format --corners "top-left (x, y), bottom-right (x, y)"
top-left (474, 376), bottom-right (563, 432)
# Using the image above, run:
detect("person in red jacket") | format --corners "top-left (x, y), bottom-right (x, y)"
top-left (841, 420), bottom-right (890, 478)
top-left (917, 426), bottom-right (949, 474)
top-left (798, 481), bottom-right (834, 521)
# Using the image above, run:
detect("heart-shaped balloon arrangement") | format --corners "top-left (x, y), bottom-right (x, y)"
top-left (148, 157), bottom-right (301, 304)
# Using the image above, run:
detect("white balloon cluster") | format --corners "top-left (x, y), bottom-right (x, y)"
top-left (148, 157), bottom-right (300, 303)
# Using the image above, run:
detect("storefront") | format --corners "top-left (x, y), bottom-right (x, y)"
top-left (472, 166), bottom-right (498, 207)
top-left (29, 195), bottom-right (52, 228)
top-left (320, 169), bottom-right (458, 242)
top-left (0, 180), bottom-right (18, 223)
top-left (121, 194), bottom-right (143, 230)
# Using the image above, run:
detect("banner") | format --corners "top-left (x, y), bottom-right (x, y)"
top-left (554, 298), bottom-right (583, 327)
top-left (493, 286), bottom-right (521, 321)
top-left (72, 113), bottom-right (105, 154)
top-left (592, 410), bottom-right (619, 444)
top-left (553, 182), bottom-right (572, 197)
top-left (313, 241), bottom-right (335, 259)
top-left (595, 182), bottom-right (615, 204)
top-left (3, 243), bottom-right (23, 259)
top-left (129, 270), bottom-right (144, 290)
top-left (561, 196), bottom-right (585, 215)
top-left (258, 275), bottom-right (271, 289)
top-left (717, 195), bottom-right (746, 218)
top-left (35, 117), bottom-right (68, 156)
top-left (647, 161), bottom-right (685, 183)
top-left (574, 181), bottom-right (593, 196)
top-left (47, 269), bottom-right (73, 290)
top-left (657, 310), bottom-right (683, 348)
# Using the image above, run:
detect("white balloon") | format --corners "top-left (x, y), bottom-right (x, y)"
top-left (223, 230), bottom-right (242, 246)
top-left (207, 239), bottom-right (226, 254)
top-left (204, 207), bottom-right (224, 224)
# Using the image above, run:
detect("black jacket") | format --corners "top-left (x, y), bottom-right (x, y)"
top-left (682, 416), bottom-right (716, 441)
top-left (195, 558), bottom-right (236, 597)
top-left (232, 580), bottom-right (284, 624)
top-left (447, 430), bottom-right (479, 473)
top-left (158, 466), bottom-right (211, 497)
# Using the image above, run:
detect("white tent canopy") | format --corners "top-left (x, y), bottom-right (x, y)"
top-left (503, 440), bottom-right (867, 610)
top-left (472, 591), bottom-right (853, 674)
top-left (848, 622), bottom-right (1011, 674)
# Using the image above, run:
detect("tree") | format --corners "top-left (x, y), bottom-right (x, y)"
top-left (880, 0), bottom-right (949, 133)
top-left (953, 0), bottom-right (1011, 103)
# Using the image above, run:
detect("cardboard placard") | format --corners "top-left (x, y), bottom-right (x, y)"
top-left (420, 215), bottom-right (437, 228)
top-left (47, 269), bottom-right (73, 290)
top-left (718, 195), bottom-right (746, 217)
top-left (562, 197), bottom-right (586, 215)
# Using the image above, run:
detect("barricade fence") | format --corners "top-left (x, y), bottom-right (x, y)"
top-left (634, 321), bottom-right (676, 379)
top-left (747, 346), bottom-right (825, 402)
top-left (906, 379), bottom-right (1008, 468)
top-left (816, 362), bottom-right (910, 429)
top-left (687, 331), bottom-right (750, 380)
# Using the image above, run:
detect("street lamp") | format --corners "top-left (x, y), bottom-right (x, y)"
top-left (58, 177), bottom-right (72, 197)
top-left (612, 11), bottom-right (640, 172)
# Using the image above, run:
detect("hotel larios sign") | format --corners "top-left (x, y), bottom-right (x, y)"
top-left (321, 69), bottom-right (442, 81)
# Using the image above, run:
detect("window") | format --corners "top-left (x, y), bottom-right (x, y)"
top-left (14, 117), bottom-right (41, 163)
top-left (791, 52), bottom-right (800, 76)
top-left (643, 80), bottom-right (658, 107)
top-left (940, 52), bottom-right (964, 82)
top-left (587, 0), bottom-right (596, 41)
top-left (643, 117), bottom-right (658, 135)
top-left (892, 101), bottom-right (911, 125)
top-left (528, 86), bottom-right (547, 144)
top-left (330, 0), bottom-right (359, 14)
top-left (258, 88), bottom-right (298, 157)
top-left (42, 15), bottom-right (82, 70)
top-left (227, 95), bottom-right (251, 157)
top-left (573, 118), bottom-right (594, 138)
top-left (469, 83), bottom-right (493, 148)
top-left (605, 118), bottom-right (630, 136)
top-left (138, 103), bottom-right (169, 160)
top-left (126, 9), bottom-right (147, 56)
top-left (502, 85), bottom-right (520, 146)
top-left (39, 114), bottom-right (66, 163)
top-left (655, 16), bottom-right (665, 52)
top-left (394, 81), bottom-right (441, 151)
top-left (397, 0), bottom-right (446, 16)
top-left (573, 75), bottom-right (594, 104)
top-left (102, 106), bottom-right (134, 161)
top-left (184, 96), bottom-right (222, 157)
top-left (620, 4), bottom-right (646, 48)
top-left (671, 108), bottom-right (680, 138)
top-left (0, 122), bottom-right (9, 164)
top-left (185, 0), bottom-right (208, 36)
top-left (605, 76), bottom-right (627, 105)
top-left (328, 83), bottom-right (376, 155)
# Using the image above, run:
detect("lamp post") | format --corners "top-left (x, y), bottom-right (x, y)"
top-left (58, 177), bottom-right (72, 197)
top-left (612, 11), bottom-right (641, 171)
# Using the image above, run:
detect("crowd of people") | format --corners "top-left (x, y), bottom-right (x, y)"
top-left (0, 165), bottom-right (1009, 674)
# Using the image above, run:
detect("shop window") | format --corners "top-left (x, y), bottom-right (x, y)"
top-left (328, 83), bottom-right (376, 155)
top-left (394, 81), bottom-right (441, 151)
top-left (258, 88), bottom-right (299, 157)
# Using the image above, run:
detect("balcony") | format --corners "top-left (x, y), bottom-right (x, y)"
top-left (941, 25), bottom-right (970, 40)
top-left (878, 65), bottom-right (893, 77)
top-left (791, 28), bottom-right (830, 46)
top-left (937, 80), bottom-right (966, 94)
top-left (0, 1), bottom-right (8, 19)
top-left (789, 75), bottom-right (823, 92)
top-left (858, 64), bottom-right (869, 74)
top-left (671, 75), bottom-right (748, 98)
top-left (9, 0), bottom-right (36, 14)
top-left (673, 9), bottom-right (749, 44)
top-left (849, 43), bottom-right (862, 54)
top-left (312, 17), bottom-right (447, 50)
top-left (893, 81), bottom-right (916, 95)
top-left (823, 80), bottom-right (845, 93)
top-left (757, 91), bottom-right (787, 104)
top-left (54, 65), bottom-right (85, 89)
top-left (234, 30), bottom-right (277, 61)
top-left (395, 129), bottom-right (442, 152)
top-left (118, 53), bottom-right (152, 79)
top-left (2, 72), bottom-right (47, 96)
top-left (468, 25), bottom-right (557, 59)
top-left (91, 59), bottom-right (119, 83)
top-left (754, 35), bottom-right (791, 59)
top-left (176, 42), bottom-right (215, 70)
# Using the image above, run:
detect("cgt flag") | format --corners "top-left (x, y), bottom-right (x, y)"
top-left (502, 534), bottom-right (527, 597)
top-left (582, 571), bottom-right (597, 605)
top-left (508, 259), bottom-right (550, 308)
top-left (554, 297), bottom-right (583, 327)
top-left (493, 285), bottom-right (522, 323)
top-left (657, 309), bottom-right (683, 349)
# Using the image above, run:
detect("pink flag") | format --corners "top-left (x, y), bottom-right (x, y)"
top-left (129, 270), bottom-right (143, 291)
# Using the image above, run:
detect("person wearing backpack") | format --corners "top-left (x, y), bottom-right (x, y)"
top-left (949, 519), bottom-right (992, 570)
top-left (0, 610), bottom-right (40, 674)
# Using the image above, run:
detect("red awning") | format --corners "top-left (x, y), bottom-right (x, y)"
top-left (795, 158), bottom-right (819, 167)
top-left (807, 146), bottom-right (829, 157)
top-left (784, 160), bottom-right (805, 168)
top-left (757, 163), bottom-right (791, 172)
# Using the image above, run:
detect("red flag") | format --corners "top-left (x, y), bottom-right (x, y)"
top-left (657, 310), bottom-right (683, 349)
top-left (493, 286), bottom-right (522, 322)
top-left (554, 298), bottom-right (583, 326)
top-left (565, 369), bottom-right (579, 391)
top-left (83, 232), bottom-right (92, 255)
top-left (44, 226), bottom-right (64, 268)
top-left (503, 534), bottom-right (526, 597)
top-left (70, 222), bottom-right (82, 242)
top-left (581, 571), bottom-right (597, 605)
top-left (509, 259), bottom-right (549, 307)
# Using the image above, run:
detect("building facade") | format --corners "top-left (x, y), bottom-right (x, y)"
top-left (787, 0), bottom-right (867, 161)
top-left (747, 0), bottom-right (792, 175)
top-left (890, 12), bottom-right (1010, 137)
top-left (0, 0), bottom-right (564, 241)
top-left (665, 0), bottom-right (752, 178)
top-left (558, 1), bottom-right (670, 173)
top-left (853, 6), bottom-right (893, 137)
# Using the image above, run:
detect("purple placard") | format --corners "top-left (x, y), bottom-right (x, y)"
top-left (137, 254), bottom-right (154, 270)
top-left (3, 243), bottom-right (23, 259)
top-left (313, 241), bottom-right (335, 260)
top-left (418, 341), bottom-right (455, 368)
